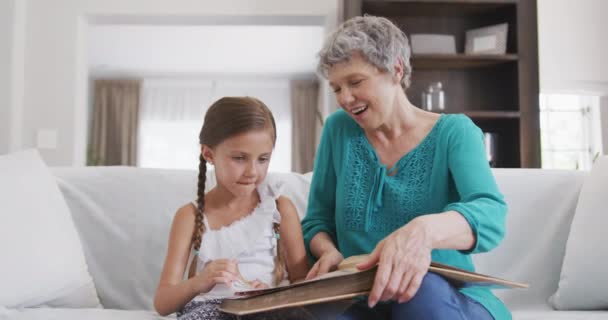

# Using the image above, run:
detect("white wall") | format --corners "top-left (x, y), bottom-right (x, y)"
top-left (0, 0), bottom-right (15, 154)
top-left (538, 0), bottom-right (608, 156)
top-left (14, 0), bottom-right (339, 166)
top-left (88, 25), bottom-right (324, 75)
top-left (538, 0), bottom-right (608, 94)
top-left (601, 96), bottom-right (608, 155)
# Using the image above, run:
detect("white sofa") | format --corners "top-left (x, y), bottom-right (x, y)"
top-left (2, 152), bottom-right (608, 319)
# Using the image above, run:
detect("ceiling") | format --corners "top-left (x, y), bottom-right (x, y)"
top-left (87, 24), bottom-right (325, 76)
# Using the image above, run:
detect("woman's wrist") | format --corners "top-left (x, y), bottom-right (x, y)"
top-left (310, 232), bottom-right (339, 258)
top-left (412, 211), bottom-right (475, 250)
top-left (407, 215), bottom-right (436, 249)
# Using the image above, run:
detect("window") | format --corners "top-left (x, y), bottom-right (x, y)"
top-left (137, 78), bottom-right (292, 172)
top-left (540, 94), bottom-right (603, 170)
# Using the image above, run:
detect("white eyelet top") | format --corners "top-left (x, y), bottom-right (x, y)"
top-left (188, 180), bottom-right (287, 301)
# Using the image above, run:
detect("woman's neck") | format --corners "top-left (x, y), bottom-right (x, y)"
top-left (369, 91), bottom-right (420, 144)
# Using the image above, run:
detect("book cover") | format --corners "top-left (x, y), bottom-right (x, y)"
top-left (219, 255), bottom-right (528, 315)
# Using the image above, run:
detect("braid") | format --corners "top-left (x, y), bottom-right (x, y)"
top-left (272, 223), bottom-right (286, 286)
top-left (188, 155), bottom-right (207, 279)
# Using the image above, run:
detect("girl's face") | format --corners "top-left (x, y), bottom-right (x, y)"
top-left (202, 129), bottom-right (274, 197)
top-left (328, 52), bottom-right (404, 130)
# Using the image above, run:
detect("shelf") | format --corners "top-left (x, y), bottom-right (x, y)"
top-left (460, 110), bottom-right (520, 119)
top-left (438, 110), bottom-right (520, 119)
top-left (411, 54), bottom-right (518, 69)
top-left (347, 0), bottom-right (541, 167)
top-left (363, 1), bottom-right (516, 18)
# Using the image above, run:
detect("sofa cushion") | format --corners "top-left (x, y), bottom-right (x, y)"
top-left (473, 169), bottom-right (586, 309)
top-left (0, 150), bottom-right (100, 308)
top-left (0, 307), bottom-right (173, 320)
top-left (550, 156), bottom-right (608, 310)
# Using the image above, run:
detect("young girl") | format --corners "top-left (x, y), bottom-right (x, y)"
top-left (154, 97), bottom-right (311, 320)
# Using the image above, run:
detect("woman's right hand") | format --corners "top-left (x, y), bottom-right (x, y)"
top-left (305, 249), bottom-right (344, 280)
top-left (194, 259), bottom-right (239, 293)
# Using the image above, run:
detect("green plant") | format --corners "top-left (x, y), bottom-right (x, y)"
top-left (86, 146), bottom-right (103, 166)
top-left (592, 151), bottom-right (601, 164)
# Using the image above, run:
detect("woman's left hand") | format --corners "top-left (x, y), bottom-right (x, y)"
top-left (356, 217), bottom-right (433, 307)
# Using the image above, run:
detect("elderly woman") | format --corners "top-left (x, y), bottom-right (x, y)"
top-left (301, 16), bottom-right (509, 320)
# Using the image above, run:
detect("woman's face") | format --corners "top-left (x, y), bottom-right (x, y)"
top-left (328, 53), bottom-right (403, 130)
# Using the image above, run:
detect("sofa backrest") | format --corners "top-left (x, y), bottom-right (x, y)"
top-left (53, 167), bottom-right (585, 311)
top-left (54, 167), bottom-right (196, 311)
top-left (53, 167), bottom-right (312, 311)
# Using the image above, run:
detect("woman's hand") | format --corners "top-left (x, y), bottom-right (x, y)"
top-left (305, 248), bottom-right (344, 280)
top-left (194, 259), bottom-right (239, 293)
top-left (356, 217), bottom-right (433, 307)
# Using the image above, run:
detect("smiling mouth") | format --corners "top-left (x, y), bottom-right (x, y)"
top-left (351, 105), bottom-right (368, 115)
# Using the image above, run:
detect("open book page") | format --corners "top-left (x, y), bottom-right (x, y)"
top-left (233, 263), bottom-right (368, 297)
top-left (231, 254), bottom-right (527, 298)
top-left (221, 267), bottom-right (376, 314)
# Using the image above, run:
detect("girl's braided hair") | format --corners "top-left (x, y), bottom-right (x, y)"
top-left (188, 97), bottom-right (284, 285)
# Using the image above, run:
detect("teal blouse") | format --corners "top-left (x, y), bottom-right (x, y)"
top-left (302, 110), bottom-right (510, 320)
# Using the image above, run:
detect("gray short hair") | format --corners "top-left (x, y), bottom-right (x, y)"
top-left (317, 15), bottom-right (412, 90)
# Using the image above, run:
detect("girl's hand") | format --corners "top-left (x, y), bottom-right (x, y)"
top-left (305, 248), bottom-right (344, 280)
top-left (249, 279), bottom-right (270, 289)
top-left (194, 259), bottom-right (239, 293)
top-left (356, 218), bottom-right (433, 307)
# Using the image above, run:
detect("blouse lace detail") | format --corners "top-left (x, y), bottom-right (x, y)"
top-left (370, 128), bottom-right (438, 233)
top-left (343, 117), bottom-right (443, 233)
top-left (344, 135), bottom-right (374, 231)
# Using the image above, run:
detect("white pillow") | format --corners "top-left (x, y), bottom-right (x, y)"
top-left (0, 150), bottom-right (100, 308)
top-left (550, 156), bottom-right (608, 310)
top-left (267, 171), bottom-right (312, 220)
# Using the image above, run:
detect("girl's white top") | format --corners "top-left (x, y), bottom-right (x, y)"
top-left (188, 180), bottom-right (288, 301)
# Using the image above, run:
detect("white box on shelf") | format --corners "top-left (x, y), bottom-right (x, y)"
top-left (410, 34), bottom-right (456, 54)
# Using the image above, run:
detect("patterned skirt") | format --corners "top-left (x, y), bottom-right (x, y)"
top-left (177, 299), bottom-right (317, 320)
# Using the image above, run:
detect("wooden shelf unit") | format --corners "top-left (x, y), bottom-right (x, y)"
top-left (344, 0), bottom-right (540, 168)
top-left (412, 54), bottom-right (518, 69)
top-left (454, 110), bottom-right (520, 119)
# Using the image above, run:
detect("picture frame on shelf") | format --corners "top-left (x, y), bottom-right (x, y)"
top-left (465, 23), bottom-right (508, 54)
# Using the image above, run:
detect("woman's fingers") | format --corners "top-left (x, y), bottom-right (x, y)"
top-left (317, 260), bottom-right (331, 276)
top-left (396, 268), bottom-right (415, 302)
top-left (356, 244), bottom-right (381, 271)
top-left (368, 255), bottom-right (392, 308)
top-left (305, 261), bottom-right (320, 280)
top-left (398, 272), bottom-right (425, 303)
top-left (380, 261), bottom-right (407, 302)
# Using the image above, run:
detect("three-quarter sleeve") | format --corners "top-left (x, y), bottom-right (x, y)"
top-left (301, 117), bottom-right (338, 260)
top-left (443, 117), bottom-right (507, 254)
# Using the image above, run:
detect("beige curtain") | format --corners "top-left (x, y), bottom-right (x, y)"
top-left (291, 79), bottom-right (323, 173)
top-left (90, 79), bottom-right (141, 166)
